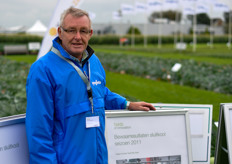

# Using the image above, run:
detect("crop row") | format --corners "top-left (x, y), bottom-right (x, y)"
top-left (1, 53), bottom-right (232, 117)
top-left (97, 53), bottom-right (232, 94)
top-left (0, 57), bottom-right (29, 117)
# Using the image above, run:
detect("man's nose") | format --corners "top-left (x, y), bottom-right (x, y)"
top-left (74, 31), bottom-right (81, 39)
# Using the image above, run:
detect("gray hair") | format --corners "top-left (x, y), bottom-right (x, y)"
top-left (60, 7), bottom-right (91, 27)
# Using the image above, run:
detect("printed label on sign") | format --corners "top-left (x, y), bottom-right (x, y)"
top-left (86, 116), bottom-right (100, 128)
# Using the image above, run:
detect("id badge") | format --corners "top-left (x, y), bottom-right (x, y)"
top-left (86, 116), bottom-right (100, 128)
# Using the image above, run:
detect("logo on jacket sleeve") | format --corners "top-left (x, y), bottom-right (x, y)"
top-left (92, 80), bottom-right (102, 86)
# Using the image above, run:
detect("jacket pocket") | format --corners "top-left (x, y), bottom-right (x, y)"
top-left (55, 100), bottom-right (92, 120)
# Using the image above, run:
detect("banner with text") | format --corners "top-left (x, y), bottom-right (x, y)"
top-left (105, 110), bottom-right (192, 164)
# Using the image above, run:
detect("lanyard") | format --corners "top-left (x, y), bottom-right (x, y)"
top-left (51, 47), bottom-right (94, 113)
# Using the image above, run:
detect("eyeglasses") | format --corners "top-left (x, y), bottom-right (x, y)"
top-left (61, 27), bottom-right (91, 36)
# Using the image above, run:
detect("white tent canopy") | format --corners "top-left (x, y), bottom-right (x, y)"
top-left (27, 20), bottom-right (47, 36)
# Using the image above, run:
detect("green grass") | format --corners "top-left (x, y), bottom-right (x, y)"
top-left (211, 157), bottom-right (214, 164)
top-left (4, 55), bottom-right (37, 63)
top-left (106, 71), bottom-right (232, 121)
top-left (6, 43), bottom-right (232, 65)
top-left (92, 44), bottom-right (232, 65)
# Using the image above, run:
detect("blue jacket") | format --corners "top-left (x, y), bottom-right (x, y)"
top-left (26, 37), bottom-right (126, 164)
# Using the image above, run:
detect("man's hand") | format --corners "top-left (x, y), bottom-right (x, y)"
top-left (128, 102), bottom-right (156, 111)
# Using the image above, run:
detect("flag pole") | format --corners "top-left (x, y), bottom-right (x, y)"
top-left (192, 1), bottom-right (197, 52)
top-left (158, 0), bottom-right (163, 49)
top-left (131, 22), bottom-right (135, 47)
top-left (144, 5), bottom-right (148, 48)
top-left (228, 10), bottom-right (232, 49)
top-left (144, 16), bottom-right (148, 47)
top-left (174, 10), bottom-right (179, 49)
top-left (119, 10), bottom-right (123, 47)
top-left (209, 1), bottom-right (214, 49)
top-left (158, 13), bottom-right (162, 49)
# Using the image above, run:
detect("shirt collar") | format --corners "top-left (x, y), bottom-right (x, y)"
top-left (68, 50), bottom-right (89, 64)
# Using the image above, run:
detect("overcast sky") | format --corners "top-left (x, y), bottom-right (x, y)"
top-left (0, 0), bottom-right (231, 28)
top-left (0, 0), bottom-right (134, 28)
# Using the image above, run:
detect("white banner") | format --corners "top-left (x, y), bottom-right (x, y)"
top-left (121, 4), bottom-right (135, 15)
top-left (135, 2), bottom-right (148, 13)
top-left (105, 110), bottom-right (192, 164)
top-left (183, 0), bottom-right (199, 2)
top-left (147, 0), bottom-right (163, 12)
top-left (205, 0), bottom-right (218, 4)
top-left (196, 3), bottom-right (210, 14)
top-left (37, 0), bottom-right (84, 59)
top-left (213, 1), bottom-right (230, 12)
top-left (183, 6), bottom-right (195, 15)
top-left (112, 11), bottom-right (122, 20)
top-left (209, 0), bottom-right (232, 10)
top-left (163, 0), bottom-right (179, 11)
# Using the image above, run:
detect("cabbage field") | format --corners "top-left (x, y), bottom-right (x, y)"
top-left (99, 53), bottom-right (232, 94)
top-left (0, 57), bottom-right (29, 117)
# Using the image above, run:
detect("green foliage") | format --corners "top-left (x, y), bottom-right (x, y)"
top-left (90, 35), bottom-right (120, 45)
top-left (187, 13), bottom-right (211, 25)
top-left (0, 32), bottom-right (230, 49)
top-left (98, 53), bottom-right (232, 95)
top-left (163, 10), bottom-right (182, 22)
top-left (197, 14), bottom-right (210, 25)
top-left (149, 10), bottom-right (182, 23)
top-left (0, 34), bottom-right (42, 44)
top-left (89, 35), bottom-right (230, 45)
top-left (93, 44), bottom-right (232, 65)
top-left (224, 23), bottom-right (232, 34)
top-left (127, 26), bottom-right (141, 35)
top-left (0, 34), bottom-right (43, 52)
top-left (0, 57), bottom-right (30, 117)
top-left (5, 55), bottom-right (37, 64)
top-left (224, 12), bottom-right (231, 24)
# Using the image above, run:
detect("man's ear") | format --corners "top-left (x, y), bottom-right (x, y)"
top-left (89, 29), bottom-right (93, 37)
top-left (58, 27), bottom-right (62, 39)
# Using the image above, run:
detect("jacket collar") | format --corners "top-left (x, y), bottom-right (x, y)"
top-left (82, 45), bottom-right (94, 66)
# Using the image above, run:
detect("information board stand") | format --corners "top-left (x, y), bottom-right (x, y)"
top-left (214, 103), bottom-right (232, 164)
top-left (0, 114), bottom-right (29, 164)
top-left (0, 103), bottom-right (212, 164)
top-left (153, 103), bottom-right (213, 164)
top-left (105, 110), bottom-right (193, 164)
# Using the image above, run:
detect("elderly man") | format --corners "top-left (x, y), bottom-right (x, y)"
top-left (26, 7), bottom-right (155, 164)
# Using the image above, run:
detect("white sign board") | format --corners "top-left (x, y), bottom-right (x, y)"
top-left (105, 110), bottom-right (193, 164)
top-left (0, 114), bottom-right (29, 164)
top-left (153, 103), bottom-right (213, 164)
top-left (214, 103), bottom-right (232, 164)
top-left (28, 42), bottom-right (40, 51)
top-left (176, 42), bottom-right (187, 50)
top-left (171, 63), bottom-right (182, 72)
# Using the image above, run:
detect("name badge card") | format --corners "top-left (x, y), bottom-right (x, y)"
top-left (86, 116), bottom-right (100, 128)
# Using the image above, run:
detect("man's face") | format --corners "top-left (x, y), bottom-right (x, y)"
top-left (58, 14), bottom-right (93, 59)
